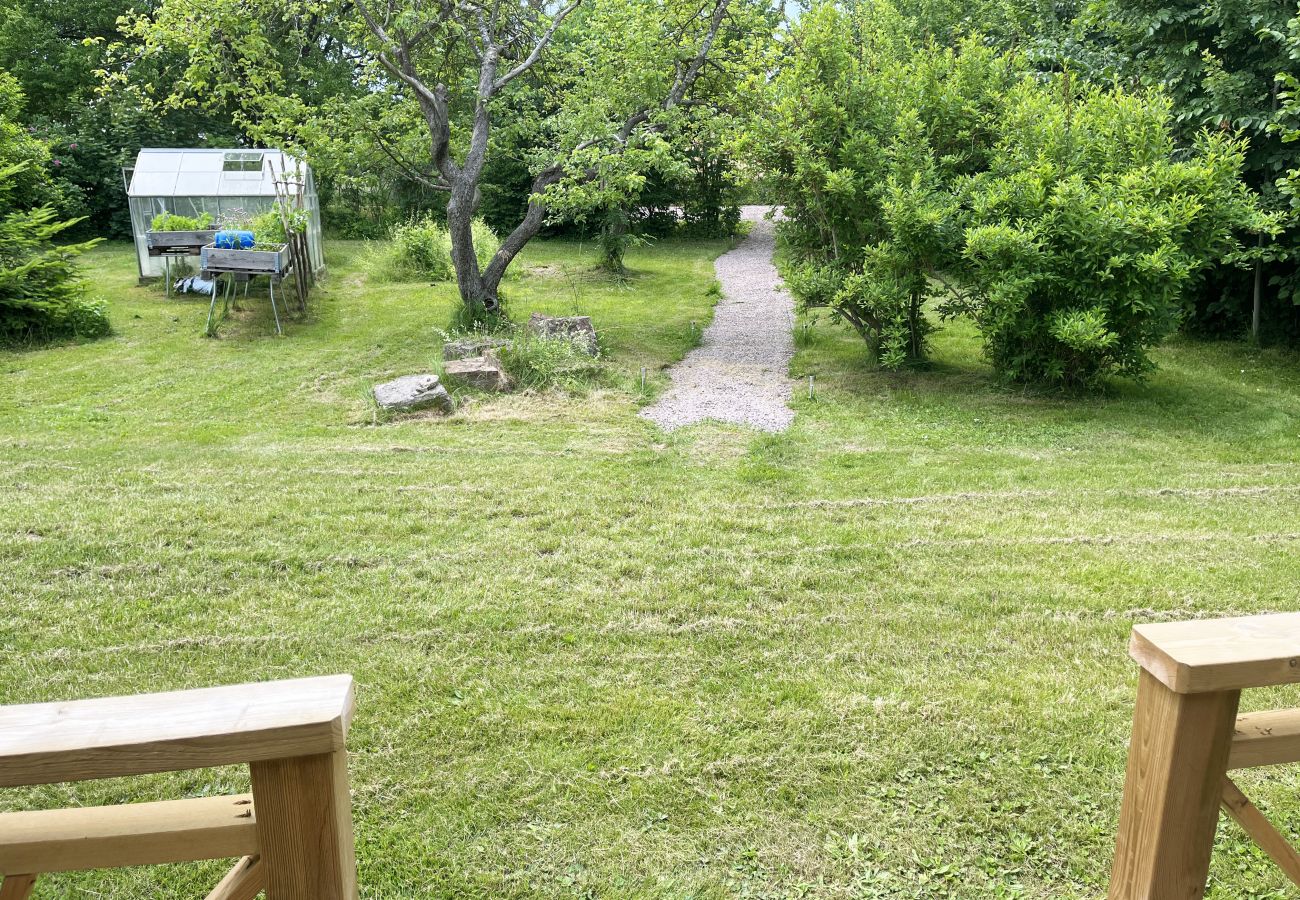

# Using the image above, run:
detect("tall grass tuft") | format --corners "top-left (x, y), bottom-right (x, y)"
top-left (496, 331), bottom-right (603, 392)
top-left (370, 216), bottom-right (501, 283)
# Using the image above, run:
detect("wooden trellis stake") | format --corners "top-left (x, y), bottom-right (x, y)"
top-left (267, 155), bottom-right (311, 312)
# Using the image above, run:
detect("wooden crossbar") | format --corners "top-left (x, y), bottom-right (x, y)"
top-left (1229, 708), bottom-right (1300, 770)
top-left (0, 794), bottom-right (257, 875)
top-left (0, 674), bottom-right (354, 787)
top-left (1220, 779), bottom-right (1300, 888)
top-left (207, 855), bottom-right (265, 900)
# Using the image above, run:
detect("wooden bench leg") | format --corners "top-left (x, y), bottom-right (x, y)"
top-left (1108, 669), bottom-right (1240, 899)
top-left (250, 750), bottom-right (357, 900)
top-left (0, 874), bottom-right (37, 900)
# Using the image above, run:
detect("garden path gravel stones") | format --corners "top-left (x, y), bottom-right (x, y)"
top-left (641, 206), bottom-right (795, 432)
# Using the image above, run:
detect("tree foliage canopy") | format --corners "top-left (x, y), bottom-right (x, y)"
top-left (111, 0), bottom-right (774, 308)
top-left (749, 0), bottom-right (1274, 387)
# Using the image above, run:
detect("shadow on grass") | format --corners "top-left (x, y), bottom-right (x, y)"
top-left (792, 312), bottom-right (1300, 454)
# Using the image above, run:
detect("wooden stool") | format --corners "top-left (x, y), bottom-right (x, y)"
top-left (1109, 612), bottom-right (1300, 898)
top-left (0, 675), bottom-right (358, 899)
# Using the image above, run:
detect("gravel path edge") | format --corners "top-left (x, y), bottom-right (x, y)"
top-left (640, 207), bottom-right (795, 433)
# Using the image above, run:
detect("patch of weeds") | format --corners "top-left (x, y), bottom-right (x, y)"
top-left (795, 311), bottom-right (825, 350)
top-left (367, 216), bottom-right (499, 283)
top-left (446, 296), bottom-right (510, 335)
top-left (497, 331), bottom-right (603, 393)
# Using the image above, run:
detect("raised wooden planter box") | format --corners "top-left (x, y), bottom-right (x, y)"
top-left (146, 230), bottom-right (218, 256)
top-left (200, 243), bottom-right (291, 277)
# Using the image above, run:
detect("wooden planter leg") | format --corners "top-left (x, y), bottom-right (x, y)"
top-left (1108, 670), bottom-right (1240, 900)
top-left (0, 874), bottom-right (37, 900)
top-left (250, 750), bottom-right (357, 900)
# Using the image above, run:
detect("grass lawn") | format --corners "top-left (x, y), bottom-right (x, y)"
top-left (4, 236), bottom-right (1300, 899)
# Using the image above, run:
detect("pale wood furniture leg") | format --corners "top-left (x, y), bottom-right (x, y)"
top-left (206, 854), bottom-right (265, 900)
top-left (1220, 778), bottom-right (1300, 887)
top-left (1108, 670), bottom-right (1240, 900)
top-left (250, 750), bottom-right (357, 900)
top-left (0, 874), bottom-right (37, 900)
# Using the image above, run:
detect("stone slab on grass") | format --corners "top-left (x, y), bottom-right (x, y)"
top-left (443, 336), bottom-right (512, 360)
top-left (374, 373), bottom-right (454, 412)
top-left (444, 356), bottom-right (511, 392)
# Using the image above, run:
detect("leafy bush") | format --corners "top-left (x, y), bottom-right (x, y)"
top-left (747, 3), bottom-right (1018, 368)
top-left (951, 85), bottom-right (1274, 389)
top-left (0, 73), bottom-right (63, 216)
top-left (751, 0), bottom-right (1274, 386)
top-left (373, 215), bottom-right (499, 282)
top-left (1086, 0), bottom-right (1300, 341)
top-left (149, 211), bottom-right (213, 231)
top-left (469, 219), bottom-right (500, 274)
top-left (384, 216), bottom-right (452, 281)
top-left (0, 162), bottom-right (107, 342)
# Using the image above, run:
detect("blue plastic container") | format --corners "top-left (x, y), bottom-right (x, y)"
top-left (215, 230), bottom-right (255, 249)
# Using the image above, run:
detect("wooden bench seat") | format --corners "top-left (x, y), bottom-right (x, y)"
top-left (0, 675), bottom-right (358, 899)
top-left (0, 674), bottom-right (354, 787)
top-left (0, 794), bottom-right (257, 874)
top-left (1129, 612), bottom-right (1300, 694)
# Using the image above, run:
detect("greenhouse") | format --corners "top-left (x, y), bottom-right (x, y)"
top-left (125, 148), bottom-right (324, 280)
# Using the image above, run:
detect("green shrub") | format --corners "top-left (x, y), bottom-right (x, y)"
top-left (373, 215), bottom-right (500, 283)
top-left (470, 218), bottom-right (501, 272)
top-left (753, 1), bottom-right (1275, 387)
top-left (747, 3), bottom-right (1018, 369)
top-left (0, 164), bottom-right (107, 342)
top-left (951, 85), bottom-right (1274, 389)
top-left (1088, 0), bottom-right (1300, 341)
top-left (149, 211), bottom-right (213, 231)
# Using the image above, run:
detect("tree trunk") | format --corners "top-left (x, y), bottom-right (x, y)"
top-left (445, 180), bottom-right (497, 311)
top-left (599, 207), bottom-right (630, 274)
top-left (461, 168), bottom-right (564, 311)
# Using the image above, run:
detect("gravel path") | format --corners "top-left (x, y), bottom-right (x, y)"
top-left (641, 206), bottom-right (795, 432)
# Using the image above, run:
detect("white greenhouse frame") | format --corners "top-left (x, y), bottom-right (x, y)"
top-left (125, 148), bottom-right (324, 280)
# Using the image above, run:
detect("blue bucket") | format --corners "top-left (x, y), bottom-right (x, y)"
top-left (215, 230), bottom-right (255, 249)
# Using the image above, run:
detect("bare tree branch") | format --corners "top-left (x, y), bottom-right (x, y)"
top-left (363, 123), bottom-right (452, 191)
top-left (611, 0), bottom-right (732, 147)
top-left (492, 0), bottom-right (583, 91)
top-left (355, 0), bottom-right (460, 179)
top-left (666, 0), bottom-right (730, 108)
